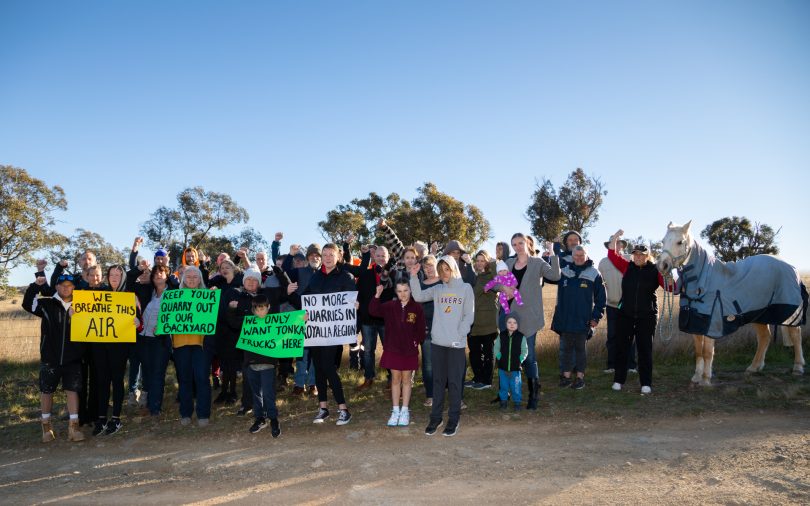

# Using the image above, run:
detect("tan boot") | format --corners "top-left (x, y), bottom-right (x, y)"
top-left (41, 420), bottom-right (56, 443)
top-left (68, 419), bottom-right (85, 442)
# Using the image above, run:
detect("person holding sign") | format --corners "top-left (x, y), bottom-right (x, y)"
top-left (227, 268), bottom-right (273, 416)
top-left (235, 294), bottom-right (282, 437)
top-left (22, 273), bottom-right (87, 443)
top-left (409, 255), bottom-right (474, 437)
top-left (288, 243), bottom-right (355, 426)
top-left (172, 266), bottom-right (213, 427)
top-left (368, 281), bottom-right (426, 427)
top-left (134, 265), bottom-right (174, 421)
top-left (88, 265), bottom-right (137, 436)
top-left (79, 264), bottom-right (105, 431)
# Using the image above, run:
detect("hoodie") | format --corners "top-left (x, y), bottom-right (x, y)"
top-left (409, 256), bottom-right (475, 349)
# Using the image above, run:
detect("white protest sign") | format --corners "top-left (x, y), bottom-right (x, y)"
top-left (301, 291), bottom-right (358, 347)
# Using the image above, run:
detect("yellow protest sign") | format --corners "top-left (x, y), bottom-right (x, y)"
top-left (70, 290), bottom-right (137, 343)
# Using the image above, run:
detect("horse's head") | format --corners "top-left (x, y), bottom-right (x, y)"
top-left (658, 220), bottom-right (693, 274)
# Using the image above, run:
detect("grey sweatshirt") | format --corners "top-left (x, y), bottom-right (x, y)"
top-left (410, 275), bottom-right (475, 349)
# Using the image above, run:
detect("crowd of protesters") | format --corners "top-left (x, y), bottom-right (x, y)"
top-left (24, 218), bottom-right (669, 441)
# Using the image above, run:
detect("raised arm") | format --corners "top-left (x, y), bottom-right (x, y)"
top-left (271, 232), bottom-right (282, 264)
top-left (540, 251), bottom-right (561, 283)
top-left (408, 267), bottom-right (438, 303)
top-left (607, 248), bottom-right (629, 275)
top-left (377, 218), bottom-right (405, 267)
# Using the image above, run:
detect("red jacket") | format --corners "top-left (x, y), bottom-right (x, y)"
top-left (368, 296), bottom-right (426, 357)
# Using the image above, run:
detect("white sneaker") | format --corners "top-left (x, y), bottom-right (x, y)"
top-left (641, 386), bottom-right (652, 395)
top-left (398, 409), bottom-right (410, 426)
top-left (628, 369), bottom-right (638, 374)
top-left (603, 368), bottom-right (615, 374)
top-left (387, 408), bottom-right (401, 427)
top-left (180, 417), bottom-right (192, 426)
top-left (612, 382), bottom-right (622, 391)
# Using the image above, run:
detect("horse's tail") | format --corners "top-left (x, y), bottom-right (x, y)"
top-left (800, 282), bottom-right (808, 326)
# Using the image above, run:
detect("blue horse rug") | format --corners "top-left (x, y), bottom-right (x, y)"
top-left (677, 241), bottom-right (808, 338)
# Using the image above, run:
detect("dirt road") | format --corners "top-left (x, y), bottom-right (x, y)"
top-left (1, 409), bottom-right (808, 505)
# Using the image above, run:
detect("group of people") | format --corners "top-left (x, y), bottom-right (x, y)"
top-left (23, 218), bottom-right (671, 442)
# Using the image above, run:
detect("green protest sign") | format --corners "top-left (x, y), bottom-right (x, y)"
top-left (236, 310), bottom-right (306, 359)
top-left (157, 289), bottom-right (220, 335)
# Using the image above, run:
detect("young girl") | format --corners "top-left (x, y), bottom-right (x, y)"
top-left (369, 281), bottom-right (426, 427)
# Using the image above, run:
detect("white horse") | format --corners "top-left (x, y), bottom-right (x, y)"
top-left (658, 221), bottom-right (806, 376)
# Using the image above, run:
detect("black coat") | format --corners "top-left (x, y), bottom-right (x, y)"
top-left (22, 283), bottom-right (85, 365)
top-left (619, 261), bottom-right (660, 318)
top-left (289, 264), bottom-right (357, 307)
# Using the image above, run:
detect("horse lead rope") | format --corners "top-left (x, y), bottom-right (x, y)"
top-left (658, 274), bottom-right (677, 342)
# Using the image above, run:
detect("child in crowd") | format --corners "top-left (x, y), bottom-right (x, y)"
top-left (369, 281), bottom-right (426, 427)
top-left (242, 295), bottom-right (281, 437)
top-left (494, 314), bottom-right (527, 411)
top-left (484, 260), bottom-right (523, 314)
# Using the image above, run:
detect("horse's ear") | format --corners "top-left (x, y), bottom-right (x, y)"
top-left (683, 220), bottom-right (692, 235)
top-left (667, 221), bottom-right (673, 228)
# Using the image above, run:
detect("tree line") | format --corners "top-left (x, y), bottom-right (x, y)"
top-left (0, 164), bottom-right (781, 296)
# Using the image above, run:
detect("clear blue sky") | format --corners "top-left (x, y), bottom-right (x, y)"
top-left (2, 1), bottom-right (809, 285)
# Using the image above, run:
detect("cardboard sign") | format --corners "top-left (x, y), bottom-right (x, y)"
top-left (301, 291), bottom-right (358, 346)
top-left (71, 290), bottom-right (137, 343)
top-left (236, 310), bottom-right (306, 358)
top-left (157, 289), bottom-right (220, 335)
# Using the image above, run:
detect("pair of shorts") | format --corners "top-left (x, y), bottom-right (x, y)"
top-left (39, 362), bottom-right (82, 394)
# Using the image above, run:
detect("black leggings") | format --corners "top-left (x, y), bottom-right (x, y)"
top-left (468, 333), bottom-right (497, 385)
top-left (92, 343), bottom-right (131, 419)
top-left (312, 346), bottom-right (346, 405)
top-left (220, 357), bottom-right (241, 396)
top-left (78, 349), bottom-right (97, 425)
top-left (614, 312), bottom-right (656, 387)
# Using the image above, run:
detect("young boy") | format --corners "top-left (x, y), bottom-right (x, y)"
top-left (493, 314), bottom-right (528, 411)
top-left (243, 295), bottom-right (281, 437)
top-left (22, 273), bottom-right (86, 442)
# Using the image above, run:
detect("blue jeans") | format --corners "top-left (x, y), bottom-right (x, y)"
top-left (498, 369), bottom-right (522, 403)
top-left (294, 349), bottom-right (316, 388)
top-left (420, 336), bottom-right (433, 398)
top-left (142, 336), bottom-right (171, 415)
top-left (522, 332), bottom-right (539, 379)
top-left (246, 366), bottom-right (278, 420)
top-left (128, 344), bottom-right (141, 392)
top-left (360, 323), bottom-right (385, 380)
top-left (173, 345), bottom-right (212, 419)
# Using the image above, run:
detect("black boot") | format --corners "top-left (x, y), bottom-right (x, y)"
top-left (527, 378), bottom-right (540, 410)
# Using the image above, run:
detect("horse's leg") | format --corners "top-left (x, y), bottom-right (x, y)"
top-left (781, 325), bottom-right (794, 347)
top-left (701, 337), bottom-right (715, 386)
top-left (691, 335), bottom-right (704, 384)
top-left (746, 323), bottom-right (771, 373)
top-left (788, 326), bottom-right (805, 375)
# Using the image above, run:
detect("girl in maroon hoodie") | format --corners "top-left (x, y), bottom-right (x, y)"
top-left (369, 281), bottom-right (426, 427)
